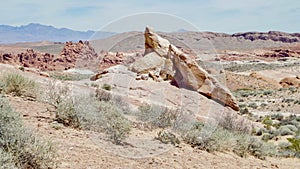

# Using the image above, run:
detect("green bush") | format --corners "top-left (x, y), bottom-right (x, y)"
top-left (0, 95), bottom-right (57, 168)
top-left (102, 84), bottom-right (112, 91)
top-left (262, 116), bottom-right (273, 130)
top-left (0, 73), bottom-right (36, 97)
top-left (287, 138), bottom-right (300, 153)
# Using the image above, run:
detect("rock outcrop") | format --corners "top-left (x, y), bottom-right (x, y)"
top-left (0, 49), bottom-right (55, 70)
top-left (0, 40), bottom-right (99, 71)
top-left (99, 51), bottom-right (141, 70)
top-left (131, 26), bottom-right (239, 111)
top-left (280, 76), bottom-right (300, 88)
top-left (232, 31), bottom-right (300, 43)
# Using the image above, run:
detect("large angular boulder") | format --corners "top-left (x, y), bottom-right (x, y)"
top-left (142, 26), bottom-right (239, 111)
top-left (130, 52), bottom-right (165, 73)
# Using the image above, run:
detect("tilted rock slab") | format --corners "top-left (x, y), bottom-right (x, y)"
top-left (143, 26), bottom-right (239, 111)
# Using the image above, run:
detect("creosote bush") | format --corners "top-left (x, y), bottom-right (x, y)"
top-left (0, 95), bottom-right (57, 168)
top-left (0, 73), bottom-right (36, 97)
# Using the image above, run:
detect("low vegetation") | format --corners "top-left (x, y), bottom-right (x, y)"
top-left (137, 104), bottom-right (179, 129)
top-left (43, 81), bottom-right (131, 144)
top-left (182, 122), bottom-right (276, 159)
top-left (50, 72), bottom-right (91, 81)
top-left (0, 73), bottom-right (36, 97)
top-left (0, 95), bottom-right (57, 168)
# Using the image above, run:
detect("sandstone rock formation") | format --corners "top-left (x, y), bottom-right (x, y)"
top-left (99, 51), bottom-right (141, 70)
top-left (0, 40), bottom-right (99, 71)
top-left (0, 49), bottom-right (55, 70)
top-left (280, 76), bottom-right (300, 88)
top-left (131, 26), bottom-right (239, 111)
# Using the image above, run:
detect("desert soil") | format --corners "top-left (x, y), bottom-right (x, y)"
top-left (8, 96), bottom-right (300, 169)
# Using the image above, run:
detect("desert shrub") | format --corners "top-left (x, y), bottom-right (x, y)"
top-left (95, 88), bottom-right (112, 102)
top-left (287, 138), bottom-right (300, 153)
top-left (239, 108), bottom-right (250, 115)
top-left (183, 123), bottom-right (234, 151)
top-left (270, 113), bottom-right (284, 121)
top-left (288, 87), bottom-right (297, 93)
top-left (278, 125), bottom-right (295, 136)
top-left (50, 73), bottom-right (90, 81)
top-left (268, 129), bottom-right (279, 137)
top-left (183, 122), bottom-right (276, 159)
top-left (0, 148), bottom-right (17, 169)
top-left (90, 83), bottom-right (99, 88)
top-left (285, 124), bottom-right (298, 133)
top-left (216, 112), bottom-right (252, 134)
top-left (155, 130), bottom-right (180, 146)
top-left (263, 90), bottom-right (273, 95)
top-left (102, 83), bottom-right (112, 91)
top-left (137, 104), bottom-right (179, 129)
top-left (262, 116), bottom-right (273, 130)
top-left (248, 102), bottom-right (258, 109)
top-left (261, 133), bottom-right (271, 142)
top-left (282, 98), bottom-right (295, 103)
top-left (96, 101), bottom-right (131, 144)
top-left (42, 81), bottom-right (131, 144)
top-left (294, 100), bottom-right (300, 105)
top-left (55, 99), bottom-right (80, 128)
top-left (238, 104), bottom-right (247, 108)
top-left (55, 94), bottom-right (131, 144)
top-left (18, 66), bottom-right (25, 72)
top-left (38, 80), bottom-right (71, 107)
top-left (246, 137), bottom-right (277, 160)
top-left (0, 95), bottom-right (57, 168)
top-left (0, 73), bottom-right (36, 97)
top-left (112, 95), bottom-right (130, 114)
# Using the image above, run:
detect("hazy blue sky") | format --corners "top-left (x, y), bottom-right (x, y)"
top-left (1, 0), bottom-right (299, 33)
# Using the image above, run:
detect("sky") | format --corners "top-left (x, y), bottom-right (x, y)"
top-left (0, 0), bottom-right (299, 33)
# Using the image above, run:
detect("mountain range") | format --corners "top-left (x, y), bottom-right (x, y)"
top-left (0, 23), bottom-right (115, 44)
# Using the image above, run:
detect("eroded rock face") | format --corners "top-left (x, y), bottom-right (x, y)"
top-left (135, 26), bottom-right (239, 111)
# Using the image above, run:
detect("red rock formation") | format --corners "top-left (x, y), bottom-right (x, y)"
top-left (0, 40), bottom-right (99, 71)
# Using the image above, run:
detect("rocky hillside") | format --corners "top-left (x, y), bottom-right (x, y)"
top-left (91, 31), bottom-right (300, 53)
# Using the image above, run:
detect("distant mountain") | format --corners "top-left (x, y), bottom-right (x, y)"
top-left (0, 23), bottom-right (115, 44)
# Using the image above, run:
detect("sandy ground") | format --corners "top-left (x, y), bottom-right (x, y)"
top-left (8, 96), bottom-right (300, 169)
